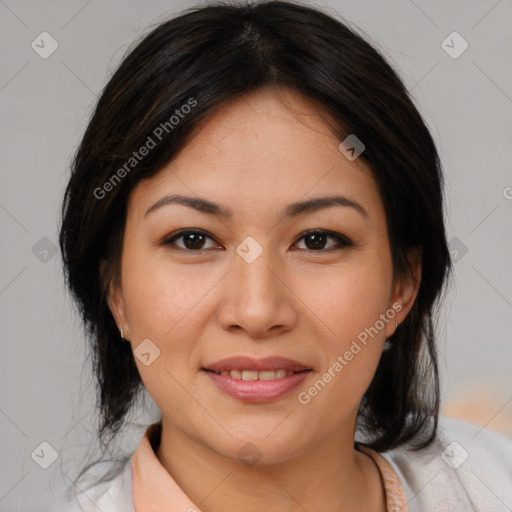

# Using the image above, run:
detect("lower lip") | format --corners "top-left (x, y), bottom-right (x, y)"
top-left (203, 370), bottom-right (312, 403)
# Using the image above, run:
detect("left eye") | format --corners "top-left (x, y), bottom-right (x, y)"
top-left (293, 230), bottom-right (353, 251)
top-left (162, 229), bottom-right (353, 252)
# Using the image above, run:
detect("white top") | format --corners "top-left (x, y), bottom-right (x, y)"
top-left (55, 415), bottom-right (512, 511)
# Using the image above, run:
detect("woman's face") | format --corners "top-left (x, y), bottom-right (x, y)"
top-left (108, 87), bottom-right (420, 463)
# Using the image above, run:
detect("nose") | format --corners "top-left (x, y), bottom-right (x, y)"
top-left (216, 245), bottom-right (299, 339)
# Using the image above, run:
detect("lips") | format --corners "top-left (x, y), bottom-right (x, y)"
top-left (201, 356), bottom-right (313, 402)
top-left (213, 369), bottom-right (298, 381)
top-left (202, 355), bottom-right (311, 374)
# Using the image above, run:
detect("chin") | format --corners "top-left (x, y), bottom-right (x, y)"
top-left (202, 424), bottom-right (308, 467)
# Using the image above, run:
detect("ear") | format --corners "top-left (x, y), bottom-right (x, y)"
top-left (384, 247), bottom-right (422, 339)
top-left (100, 259), bottom-right (131, 341)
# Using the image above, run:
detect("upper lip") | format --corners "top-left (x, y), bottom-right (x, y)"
top-left (203, 356), bottom-right (311, 373)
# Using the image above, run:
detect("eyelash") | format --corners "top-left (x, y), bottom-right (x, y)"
top-left (161, 229), bottom-right (354, 253)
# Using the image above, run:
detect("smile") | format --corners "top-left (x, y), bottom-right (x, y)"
top-left (202, 368), bottom-right (312, 403)
top-left (206, 369), bottom-right (304, 380)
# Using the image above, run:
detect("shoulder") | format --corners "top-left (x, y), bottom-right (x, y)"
top-left (380, 415), bottom-right (512, 512)
top-left (53, 458), bottom-right (134, 512)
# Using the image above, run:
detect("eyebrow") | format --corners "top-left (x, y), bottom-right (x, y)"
top-left (144, 193), bottom-right (368, 219)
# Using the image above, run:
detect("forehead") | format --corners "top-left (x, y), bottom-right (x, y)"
top-left (169, 87), bottom-right (349, 173)
top-left (128, 87), bottom-right (382, 224)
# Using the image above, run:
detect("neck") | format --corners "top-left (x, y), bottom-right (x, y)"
top-left (155, 417), bottom-right (386, 512)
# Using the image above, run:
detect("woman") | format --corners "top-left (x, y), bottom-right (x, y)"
top-left (57, 1), bottom-right (512, 511)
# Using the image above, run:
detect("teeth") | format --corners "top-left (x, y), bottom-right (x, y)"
top-left (217, 369), bottom-right (296, 380)
top-left (242, 370), bottom-right (259, 381)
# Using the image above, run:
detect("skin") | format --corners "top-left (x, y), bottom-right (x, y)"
top-left (107, 86), bottom-right (421, 512)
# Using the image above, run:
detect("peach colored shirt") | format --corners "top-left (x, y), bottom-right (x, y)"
top-left (131, 422), bottom-right (409, 512)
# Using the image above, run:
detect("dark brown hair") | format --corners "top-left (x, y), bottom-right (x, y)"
top-left (59, 0), bottom-right (452, 495)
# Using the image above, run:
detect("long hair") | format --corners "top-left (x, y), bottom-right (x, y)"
top-left (59, 0), bottom-right (452, 495)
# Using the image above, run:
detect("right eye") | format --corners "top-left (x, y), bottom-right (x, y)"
top-left (161, 229), bottom-right (221, 251)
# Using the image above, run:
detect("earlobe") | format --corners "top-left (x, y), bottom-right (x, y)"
top-left (387, 247), bottom-right (422, 336)
top-left (107, 283), bottom-right (122, 326)
top-left (400, 247), bottom-right (422, 308)
top-left (101, 259), bottom-right (129, 338)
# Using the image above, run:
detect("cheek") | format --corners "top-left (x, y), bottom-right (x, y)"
top-left (302, 255), bottom-right (392, 342)
top-left (120, 246), bottom-right (207, 409)
top-left (121, 244), bottom-right (207, 340)
top-left (119, 242), bottom-right (223, 393)
top-left (297, 251), bottom-right (393, 397)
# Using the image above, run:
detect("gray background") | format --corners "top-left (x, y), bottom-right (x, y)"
top-left (1, 0), bottom-right (511, 510)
